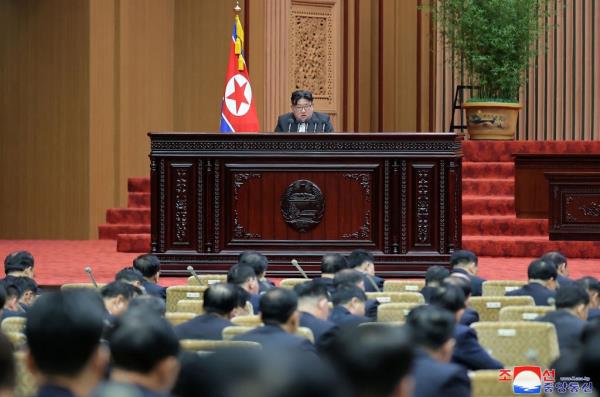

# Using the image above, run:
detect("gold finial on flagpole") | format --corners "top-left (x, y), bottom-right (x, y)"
top-left (234, 1), bottom-right (241, 13)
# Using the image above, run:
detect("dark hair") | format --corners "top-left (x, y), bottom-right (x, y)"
top-left (0, 332), bottom-right (15, 391)
top-left (259, 288), bottom-right (298, 325)
top-left (443, 275), bottom-right (472, 298)
top-left (238, 251), bottom-right (269, 277)
top-left (321, 254), bottom-right (348, 275)
top-left (115, 267), bottom-right (145, 284)
top-left (128, 295), bottom-right (166, 317)
top-left (132, 254), bottom-right (161, 278)
top-left (425, 265), bottom-right (450, 285)
top-left (291, 90), bottom-right (313, 105)
top-left (554, 284), bottom-right (590, 309)
top-left (541, 251), bottom-right (568, 269)
top-left (25, 290), bottom-right (106, 376)
top-left (202, 283), bottom-right (239, 316)
top-left (109, 311), bottom-right (179, 374)
top-left (331, 286), bottom-right (367, 306)
top-left (333, 269), bottom-right (364, 288)
top-left (234, 285), bottom-right (250, 308)
top-left (527, 259), bottom-right (557, 281)
top-left (3, 282), bottom-right (21, 300)
top-left (101, 281), bottom-right (137, 300)
top-left (227, 264), bottom-right (256, 286)
top-left (4, 251), bottom-right (34, 273)
top-left (294, 281), bottom-right (330, 301)
top-left (450, 250), bottom-right (478, 268)
top-left (347, 250), bottom-right (374, 269)
top-left (12, 276), bottom-right (38, 295)
top-left (430, 284), bottom-right (466, 313)
top-left (579, 333), bottom-right (600, 387)
top-left (577, 277), bottom-right (600, 294)
top-left (0, 285), bottom-right (5, 308)
top-left (406, 305), bottom-right (456, 350)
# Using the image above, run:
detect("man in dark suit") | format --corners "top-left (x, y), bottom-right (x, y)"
top-left (450, 250), bottom-right (486, 296)
top-left (578, 277), bottom-right (600, 320)
top-left (274, 90), bottom-right (334, 132)
top-left (175, 283), bottom-right (241, 340)
top-left (506, 259), bottom-right (557, 306)
top-left (537, 284), bottom-right (590, 355)
top-left (313, 253), bottom-right (348, 295)
top-left (132, 254), bottom-right (167, 300)
top-left (228, 264), bottom-right (261, 314)
top-left (347, 249), bottom-right (384, 292)
top-left (406, 305), bottom-right (471, 397)
top-left (541, 251), bottom-right (574, 287)
top-left (2, 250), bottom-right (35, 283)
top-left (444, 275), bottom-right (480, 326)
top-left (238, 251), bottom-right (275, 293)
top-left (329, 286), bottom-right (369, 327)
top-left (234, 288), bottom-right (316, 354)
top-left (294, 281), bottom-right (339, 352)
top-left (333, 269), bottom-right (379, 320)
top-left (421, 265), bottom-right (450, 302)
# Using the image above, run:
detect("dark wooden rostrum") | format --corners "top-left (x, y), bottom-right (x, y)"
top-left (149, 132), bottom-right (463, 277)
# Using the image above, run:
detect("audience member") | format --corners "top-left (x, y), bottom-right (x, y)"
top-left (405, 305), bottom-right (471, 397)
top-left (577, 276), bottom-right (600, 320)
top-left (541, 251), bottom-right (573, 287)
top-left (294, 281), bottom-right (338, 352)
top-left (25, 289), bottom-right (108, 397)
top-left (128, 295), bottom-right (166, 317)
top-left (12, 276), bottom-right (38, 309)
top-left (238, 251), bottom-right (275, 293)
top-left (506, 259), bottom-right (557, 306)
top-left (2, 251), bottom-right (35, 282)
top-left (0, 285), bottom-right (5, 319)
top-left (115, 267), bottom-right (145, 290)
top-left (227, 264), bottom-right (260, 314)
top-left (579, 327), bottom-right (600, 388)
top-left (333, 269), bottom-right (378, 320)
top-left (449, 250), bottom-right (485, 296)
top-left (347, 250), bottom-right (384, 292)
top-left (0, 283), bottom-right (25, 319)
top-left (313, 254), bottom-right (348, 294)
top-left (444, 275), bottom-right (479, 326)
top-left (421, 265), bottom-right (450, 302)
top-left (329, 286), bottom-right (369, 327)
top-left (0, 332), bottom-right (15, 397)
top-left (133, 254), bottom-right (167, 300)
top-left (101, 281), bottom-right (138, 318)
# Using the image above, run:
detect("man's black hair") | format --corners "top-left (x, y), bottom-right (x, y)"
top-left (132, 254), bottom-right (161, 278)
top-left (4, 251), bottom-right (34, 273)
top-left (234, 285), bottom-right (250, 308)
top-left (443, 275), bottom-right (472, 298)
top-left (449, 250), bottom-right (478, 267)
top-left (347, 249), bottom-right (374, 269)
top-left (128, 295), bottom-right (166, 317)
top-left (0, 332), bottom-right (15, 391)
top-left (554, 284), bottom-right (590, 309)
top-left (238, 251), bottom-right (269, 277)
top-left (321, 253), bottom-right (348, 275)
top-left (259, 288), bottom-right (298, 326)
top-left (25, 289), bottom-right (106, 376)
top-left (294, 280), bottom-right (330, 300)
top-left (202, 283), bottom-right (239, 316)
top-left (101, 281), bottom-right (137, 300)
top-left (577, 276), bottom-right (600, 294)
top-left (109, 311), bottom-right (180, 374)
top-left (12, 276), bottom-right (38, 295)
top-left (540, 251), bottom-right (568, 269)
top-left (405, 305), bottom-right (456, 350)
top-left (333, 269), bottom-right (364, 289)
top-left (0, 285), bottom-right (5, 308)
top-left (227, 264), bottom-right (256, 286)
top-left (3, 283), bottom-right (21, 300)
top-left (425, 265), bottom-right (450, 285)
top-left (331, 286), bottom-right (367, 306)
top-left (291, 90), bottom-right (313, 105)
top-left (430, 284), bottom-right (466, 313)
top-left (527, 259), bottom-right (557, 281)
top-left (115, 267), bottom-right (145, 284)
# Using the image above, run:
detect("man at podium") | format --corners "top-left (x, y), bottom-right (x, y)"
top-left (274, 90), bottom-right (334, 133)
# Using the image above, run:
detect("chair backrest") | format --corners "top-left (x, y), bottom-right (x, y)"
top-left (470, 370), bottom-right (514, 397)
top-left (472, 321), bottom-right (559, 368)
top-left (366, 292), bottom-right (425, 304)
top-left (166, 285), bottom-right (207, 312)
top-left (4, 331), bottom-right (26, 350)
top-left (165, 312), bottom-right (196, 326)
top-left (180, 339), bottom-right (261, 352)
top-left (383, 279), bottom-right (425, 293)
top-left (231, 315), bottom-right (263, 327)
top-left (482, 280), bottom-right (525, 296)
top-left (377, 302), bottom-right (423, 322)
top-left (187, 274), bottom-right (228, 286)
top-left (176, 299), bottom-right (204, 315)
top-left (467, 296), bottom-right (535, 321)
top-left (296, 326), bottom-right (315, 343)
top-left (60, 282), bottom-right (106, 291)
top-left (222, 325), bottom-right (257, 341)
top-left (279, 278), bottom-right (311, 289)
top-left (1, 317), bottom-right (26, 333)
top-left (498, 305), bottom-right (555, 321)
top-left (14, 351), bottom-right (37, 397)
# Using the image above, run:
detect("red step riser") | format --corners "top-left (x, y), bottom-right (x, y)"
top-left (106, 209), bottom-right (150, 225)
top-left (462, 162), bottom-right (515, 179)
top-left (117, 234), bottom-right (151, 253)
top-left (128, 177), bottom-right (150, 193)
top-left (463, 179), bottom-right (514, 196)
top-left (462, 197), bottom-right (514, 216)
top-left (99, 224), bottom-right (151, 240)
top-left (463, 218), bottom-right (547, 236)
top-left (128, 192), bottom-right (150, 208)
top-left (463, 238), bottom-right (600, 258)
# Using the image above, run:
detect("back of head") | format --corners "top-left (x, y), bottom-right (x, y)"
top-left (132, 254), bottom-right (161, 278)
top-left (540, 251), bottom-right (567, 269)
top-left (203, 283), bottom-right (239, 316)
top-left (238, 251), bottom-right (269, 277)
top-left (443, 275), bottom-right (472, 298)
top-left (0, 332), bottom-right (15, 393)
top-left (115, 267), bottom-right (145, 285)
top-left (259, 288), bottom-right (298, 326)
top-left (333, 269), bottom-right (363, 289)
top-left (294, 281), bottom-right (329, 302)
top-left (128, 295), bottom-right (166, 317)
top-left (578, 276), bottom-right (600, 295)
top-left (101, 281), bottom-right (138, 300)
top-left (449, 250), bottom-right (477, 268)
top-left (4, 251), bottom-right (34, 274)
top-left (347, 250), bottom-right (374, 269)
top-left (331, 285), bottom-right (367, 306)
top-left (227, 264), bottom-right (256, 286)
top-left (12, 276), bottom-right (38, 295)
top-left (25, 289), bottom-right (106, 376)
top-left (527, 259), bottom-right (557, 281)
top-left (425, 265), bottom-right (450, 286)
top-left (406, 305), bottom-right (456, 351)
top-left (320, 253), bottom-right (348, 275)
top-left (555, 284), bottom-right (589, 310)
top-left (430, 284), bottom-right (466, 313)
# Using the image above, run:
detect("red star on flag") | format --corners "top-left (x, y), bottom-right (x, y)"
top-left (226, 78), bottom-right (249, 113)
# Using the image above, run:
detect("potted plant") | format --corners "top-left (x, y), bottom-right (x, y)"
top-left (432, 0), bottom-right (550, 139)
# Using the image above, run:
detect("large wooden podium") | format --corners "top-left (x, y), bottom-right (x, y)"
top-left (149, 132), bottom-right (462, 277)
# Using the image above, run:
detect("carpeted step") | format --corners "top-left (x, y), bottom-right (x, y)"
top-left (98, 224), bottom-right (151, 240)
top-left (463, 178), bottom-right (514, 196)
top-left (106, 208), bottom-right (150, 224)
top-left (117, 233), bottom-right (151, 253)
top-left (128, 177), bottom-right (150, 193)
top-left (463, 195), bottom-right (514, 215)
top-left (462, 162), bottom-right (514, 179)
top-left (462, 235), bottom-right (600, 258)
top-left (462, 216), bottom-right (547, 236)
top-left (463, 141), bottom-right (600, 162)
top-left (128, 192), bottom-right (150, 208)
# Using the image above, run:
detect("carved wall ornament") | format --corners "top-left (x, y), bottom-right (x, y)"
top-left (344, 173), bottom-right (371, 200)
top-left (281, 179), bottom-right (325, 232)
top-left (416, 168), bottom-right (431, 244)
top-left (233, 209), bottom-right (261, 239)
top-left (234, 173), bottom-right (262, 201)
top-left (579, 202), bottom-right (600, 217)
top-left (197, 160), bottom-right (204, 252)
top-left (174, 168), bottom-right (189, 242)
top-left (341, 210), bottom-right (370, 239)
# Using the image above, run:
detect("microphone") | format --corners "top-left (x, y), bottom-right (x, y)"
top-left (288, 122), bottom-right (292, 132)
top-left (364, 273), bottom-right (381, 292)
top-left (313, 122), bottom-right (317, 132)
top-left (84, 266), bottom-right (98, 288)
top-left (322, 122), bottom-right (326, 132)
top-left (186, 265), bottom-right (203, 285)
top-left (291, 259), bottom-right (309, 279)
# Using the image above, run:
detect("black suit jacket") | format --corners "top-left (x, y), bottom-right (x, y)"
top-left (300, 312), bottom-right (339, 352)
top-left (459, 307), bottom-right (480, 326)
top-left (329, 305), bottom-right (369, 327)
top-left (142, 280), bottom-right (167, 300)
top-left (537, 309), bottom-right (586, 355)
top-left (505, 282), bottom-right (556, 306)
top-left (452, 324), bottom-right (503, 371)
top-left (451, 268), bottom-right (486, 296)
top-left (312, 277), bottom-right (336, 295)
top-left (233, 324), bottom-right (317, 354)
top-left (362, 274), bottom-right (385, 292)
top-left (411, 349), bottom-right (471, 397)
top-left (274, 112), bottom-right (334, 132)
top-left (588, 307), bottom-right (600, 321)
top-left (174, 313), bottom-right (233, 340)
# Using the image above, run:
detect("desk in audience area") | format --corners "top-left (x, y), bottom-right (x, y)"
top-left (149, 132), bottom-right (462, 277)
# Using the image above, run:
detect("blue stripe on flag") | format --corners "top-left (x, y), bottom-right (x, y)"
top-left (220, 114), bottom-right (234, 133)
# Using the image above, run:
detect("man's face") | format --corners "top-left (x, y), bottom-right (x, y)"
top-left (291, 98), bottom-right (314, 123)
top-left (244, 276), bottom-right (259, 295)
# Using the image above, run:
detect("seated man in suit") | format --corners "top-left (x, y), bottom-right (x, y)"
top-left (2, 250), bottom-right (35, 284)
top-left (506, 259), bottom-right (557, 306)
top-left (333, 269), bottom-right (378, 320)
top-left (537, 284), bottom-right (589, 355)
top-left (541, 251), bottom-right (574, 287)
top-left (578, 276), bottom-right (600, 320)
top-left (234, 288), bottom-right (316, 354)
top-left (444, 275), bottom-right (480, 326)
top-left (450, 250), bottom-right (486, 296)
top-left (294, 281), bottom-right (338, 352)
top-left (274, 90), bottom-right (334, 133)
top-left (430, 283), bottom-right (503, 370)
top-left (238, 251), bottom-right (275, 293)
top-left (347, 249), bottom-right (384, 292)
top-left (114, 268), bottom-right (145, 290)
top-left (101, 281), bottom-right (139, 318)
top-left (329, 286), bottom-right (369, 327)
top-left (132, 254), bottom-right (167, 300)
top-left (175, 283), bottom-right (243, 340)
top-left (405, 305), bottom-right (471, 397)
top-left (421, 265), bottom-right (450, 302)
top-left (227, 264), bottom-right (261, 314)
top-left (313, 253), bottom-right (348, 295)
